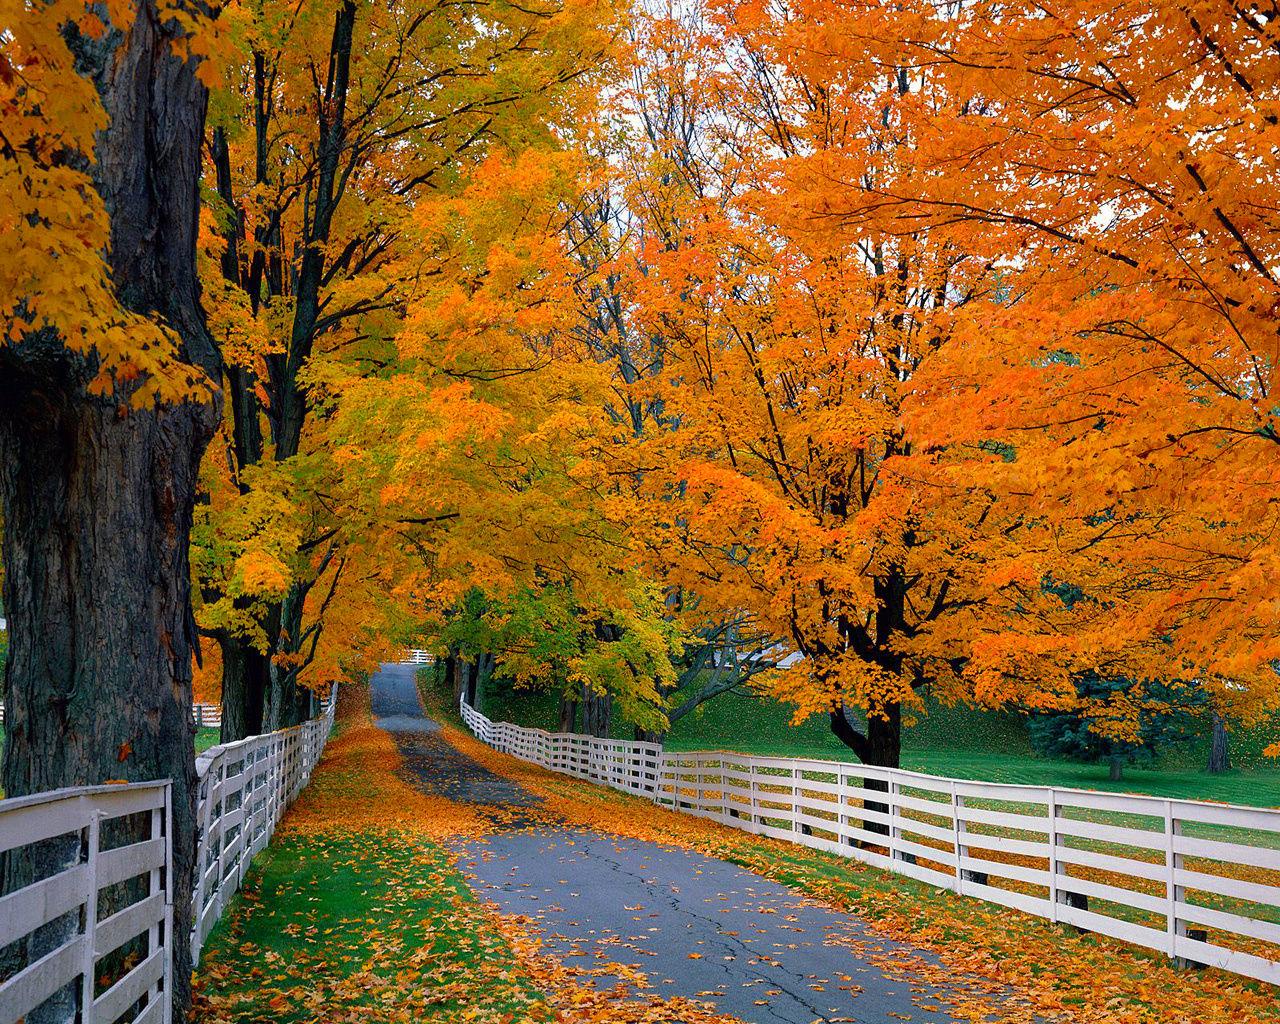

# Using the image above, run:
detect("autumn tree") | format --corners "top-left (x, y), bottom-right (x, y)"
top-left (0, 0), bottom-right (218, 1017)
top-left (810, 0), bottom-right (1280, 741)
top-left (197, 0), bottom-right (619, 738)
top-left (557, 13), bottom-right (794, 739)
top-left (594, 1), bottom-right (1017, 767)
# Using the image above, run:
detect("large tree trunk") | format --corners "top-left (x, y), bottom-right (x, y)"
top-left (580, 686), bottom-right (613, 738)
top-left (261, 586), bottom-right (313, 731)
top-left (217, 633), bottom-right (268, 741)
top-left (1206, 712), bottom-right (1232, 774)
top-left (830, 703), bottom-right (902, 768)
top-left (0, 4), bottom-right (216, 1022)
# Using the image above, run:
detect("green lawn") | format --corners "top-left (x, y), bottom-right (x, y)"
top-left (195, 830), bottom-right (550, 1023)
top-left (480, 681), bottom-right (1280, 808)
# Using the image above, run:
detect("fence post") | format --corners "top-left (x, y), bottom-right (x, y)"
top-left (750, 762), bottom-right (760, 833)
top-left (951, 783), bottom-right (964, 895)
top-left (81, 810), bottom-right (102, 1024)
top-left (1047, 787), bottom-right (1059, 922)
top-left (889, 776), bottom-right (902, 862)
top-left (192, 766), bottom-right (212, 963)
top-left (1166, 800), bottom-right (1190, 963)
top-left (160, 783), bottom-right (174, 1024)
top-left (791, 766), bottom-right (803, 838)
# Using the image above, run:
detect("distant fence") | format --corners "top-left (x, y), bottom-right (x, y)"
top-left (460, 698), bottom-right (1280, 987)
top-left (0, 692), bottom-right (335, 1023)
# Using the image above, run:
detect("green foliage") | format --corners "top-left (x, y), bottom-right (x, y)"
top-left (1028, 675), bottom-right (1199, 778)
top-left (433, 578), bottom-right (684, 732)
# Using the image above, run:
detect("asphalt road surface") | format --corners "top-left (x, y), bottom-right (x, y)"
top-left (371, 663), bottom-right (996, 1024)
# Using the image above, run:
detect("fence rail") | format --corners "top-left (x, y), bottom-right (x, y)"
top-left (0, 693), bottom-right (335, 1023)
top-left (460, 698), bottom-right (1280, 987)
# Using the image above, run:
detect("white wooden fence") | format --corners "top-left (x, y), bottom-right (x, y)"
top-left (0, 692), bottom-right (335, 1023)
top-left (460, 698), bottom-right (1280, 987)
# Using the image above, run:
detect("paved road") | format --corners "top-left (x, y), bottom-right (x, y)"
top-left (372, 664), bottom-right (989, 1024)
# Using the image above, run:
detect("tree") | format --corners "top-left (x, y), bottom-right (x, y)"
top-left (197, 0), bottom-right (619, 738)
top-left (324, 134), bottom-right (699, 738)
top-left (0, 0), bottom-right (218, 1018)
top-left (1207, 712), bottom-right (1233, 775)
top-left (785, 0), bottom-right (1280, 741)
top-left (600, 1), bottom-right (1013, 767)
top-left (435, 580), bottom-right (683, 738)
top-left (1029, 675), bottom-right (1200, 781)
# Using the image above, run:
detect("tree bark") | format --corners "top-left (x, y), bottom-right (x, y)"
top-left (558, 693), bottom-right (579, 733)
top-left (1206, 712), bottom-right (1232, 774)
top-left (830, 704), bottom-right (901, 841)
top-left (262, 587), bottom-right (311, 731)
top-left (0, 5), bottom-right (217, 1021)
top-left (217, 632), bottom-right (268, 741)
top-left (580, 686), bottom-right (613, 738)
top-left (830, 703), bottom-right (902, 768)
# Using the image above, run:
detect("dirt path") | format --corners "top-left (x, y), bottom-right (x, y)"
top-left (372, 664), bottom-right (984, 1024)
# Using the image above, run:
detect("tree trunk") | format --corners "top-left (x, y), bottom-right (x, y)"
top-left (580, 686), bottom-right (613, 738)
top-left (1206, 712), bottom-right (1232, 774)
top-left (451, 654), bottom-right (468, 706)
top-left (449, 657), bottom-right (482, 710)
top-left (1109, 755), bottom-right (1124, 781)
top-left (0, 371), bottom-right (213, 1023)
top-left (830, 703), bottom-right (902, 767)
top-left (217, 633), bottom-right (268, 741)
top-left (0, 6), bottom-right (217, 1021)
top-left (262, 586), bottom-right (312, 731)
top-left (830, 704), bottom-right (901, 842)
top-left (558, 693), bottom-right (579, 733)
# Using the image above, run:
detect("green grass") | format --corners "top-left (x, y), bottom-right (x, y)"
top-left (480, 681), bottom-right (1280, 808)
top-left (195, 830), bottom-right (551, 1022)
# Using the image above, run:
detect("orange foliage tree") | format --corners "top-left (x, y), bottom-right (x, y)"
top-left (323, 139), bottom-right (690, 738)
top-left (772, 0), bottom-right (1280, 744)
top-left (613, 0), bottom-right (1278, 762)
top-left (589, 2), bottom-right (1020, 766)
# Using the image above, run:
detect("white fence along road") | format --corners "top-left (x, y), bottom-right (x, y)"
top-left (460, 698), bottom-right (1280, 987)
top-left (0, 692), bottom-right (335, 1024)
